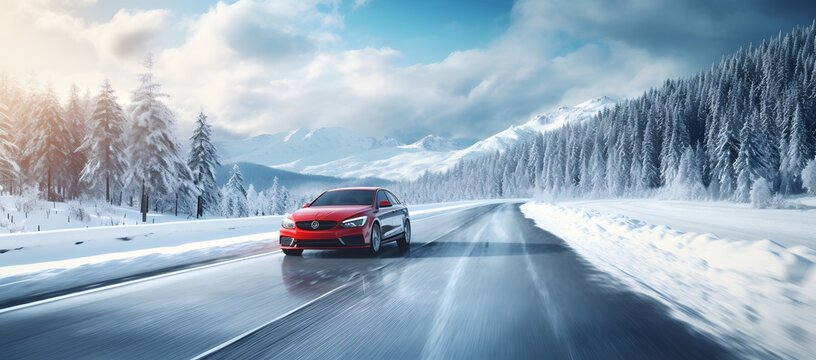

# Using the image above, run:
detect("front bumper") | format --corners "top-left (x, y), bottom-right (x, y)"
top-left (279, 226), bottom-right (370, 250)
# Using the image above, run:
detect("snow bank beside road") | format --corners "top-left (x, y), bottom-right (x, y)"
top-left (0, 216), bottom-right (284, 306)
top-left (521, 202), bottom-right (816, 359)
top-left (563, 198), bottom-right (816, 248)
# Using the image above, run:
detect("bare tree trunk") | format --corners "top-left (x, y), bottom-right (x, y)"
top-left (105, 174), bottom-right (110, 203)
top-left (196, 195), bottom-right (203, 218)
top-left (140, 179), bottom-right (147, 222)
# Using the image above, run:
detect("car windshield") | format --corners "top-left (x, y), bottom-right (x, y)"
top-left (309, 190), bottom-right (375, 206)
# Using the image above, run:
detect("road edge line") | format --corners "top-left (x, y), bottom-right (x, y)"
top-left (0, 250), bottom-right (281, 315)
top-left (191, 281), bottom-right (354, 360)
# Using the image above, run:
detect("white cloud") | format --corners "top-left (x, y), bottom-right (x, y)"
top-left (352, 0), bottom-right (371, 11)
top-left (0, 0), bottom-right (690, 141)
top-left (16, 1), bottom-right (169, 64)
top-left (155, 0), bottom-right (685, 140)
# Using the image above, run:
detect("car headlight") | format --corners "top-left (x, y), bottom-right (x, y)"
top-left (340, 216), bottom-right (367, 228)
top-left (281, 216), bottom-right (295, 229)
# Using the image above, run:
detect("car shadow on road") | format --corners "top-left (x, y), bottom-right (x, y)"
top-left (398, 241), bottom-right (569, 258)
top-left (301, 241), bottom-right (568, 259)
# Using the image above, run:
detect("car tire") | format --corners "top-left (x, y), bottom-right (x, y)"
top-left (283, 249), bottom-right (303, 256)
top-left (369, 223), bottom-right (382, 255)
top-left (397, 219), bottom-right (411, 249)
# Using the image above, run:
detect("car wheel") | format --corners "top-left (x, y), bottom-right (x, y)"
top-left (369, 223), bottom-right (382, 255)
top-left (283, 249), bottom-right (303, 256)
top-left (397, 219), bottom-right (411, 249)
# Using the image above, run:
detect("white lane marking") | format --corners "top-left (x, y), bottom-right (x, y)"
top-left (0, 250), bottom-right (281, 315)
top-left (190, 280), bottom-right (356, 359)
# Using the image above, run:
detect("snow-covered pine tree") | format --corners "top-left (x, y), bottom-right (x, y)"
top-left (246, 184), bottom-right (259, 216)
top-left (64, 84), bottom-right (88, 198)
top-left (734, 114), bottom-right (765, 201)
top-left (0, 103), bottom-right (19, 194)
top-left (266, 176), bottom-right (280, 215)
top-left (670, 146), bottom-right (705, 199)
top-left (172, 147), bottom-right (199, 216)
top-left (79, 79), bottom-right (128, 203)
top-left (640, 116), bottom-right (660, 189)
top-left (12, 82), bottom-right (39, 184)
top-left (221, 164), bottom-right (248, 218)
top-left (781, 103), bottom-right (810, 193)
top-left (589, 133), bottom-right (606, 196)
top-left (527, 133), bottom-right (543, 189)
top-left (275, 185), bottom-right (291, 215)
top-left (188, 111), bottom-right (221, 217)
top-left (124, 56), bottom-right (188, 221)
top-left (26, 89), bottom-right (72, 200)
top-left (713, 109), bottom-right (739, 198)
top-left (802, 157), bottom-right (816, 195)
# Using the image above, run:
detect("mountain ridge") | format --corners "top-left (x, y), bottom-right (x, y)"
top-left (216, 96), bottom-right (617, 181)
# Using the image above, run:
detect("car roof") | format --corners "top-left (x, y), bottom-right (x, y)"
top-left (326, 186), bottom-right (382, 192)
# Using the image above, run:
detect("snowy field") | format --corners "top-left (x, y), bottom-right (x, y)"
top-left (0, 200), bottom-right (496, 306)
top-left (564, 197), bottom-right (816, 248)
top-left (521, 200), bottom-right (815, 359)
top-left (0, 195), bottom-right (205, 234)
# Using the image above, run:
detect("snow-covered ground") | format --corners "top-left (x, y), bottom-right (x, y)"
top-left (564, 197), bottom-right (816, 248)
top-left (0, 200), bottom-right (495, 306)
top-left (521, 200), bottom-right (815, 359)
top-left (0, 195), bottom-right (206, 234)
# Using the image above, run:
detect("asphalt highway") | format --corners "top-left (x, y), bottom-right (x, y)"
top-left (0, 203), bottom-right (732, 359)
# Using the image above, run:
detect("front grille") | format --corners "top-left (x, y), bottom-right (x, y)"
top-left (339, 235), bottom-right (365, 246)
top-left (296, 220), bottom-right (338, 230)
top-left (296, 239), bottom-right (343, 247)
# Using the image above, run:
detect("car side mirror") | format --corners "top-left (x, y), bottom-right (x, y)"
top-left (302, 202), bottom-right (310, 208)
top-left (379, 200), bottom-right (392, 208)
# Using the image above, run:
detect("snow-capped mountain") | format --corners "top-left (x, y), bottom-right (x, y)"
top-left (217, 97), bottom-right (617, 181)
top-left (400, 135), bottom-right (472, 152)
top-left (216, 127), bottom-right (403, 170)
top-left (466, 96), bottom-right (617, 154)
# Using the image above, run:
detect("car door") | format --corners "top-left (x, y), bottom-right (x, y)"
top-left (376, 190), bottom-right (398, 238)
top-left (385, 191), bottom-right (407, 234)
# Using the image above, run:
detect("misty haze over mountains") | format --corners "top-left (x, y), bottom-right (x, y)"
top-left (216, 96), bottom-right (617, 181)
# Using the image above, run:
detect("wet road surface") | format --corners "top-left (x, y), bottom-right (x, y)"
top-left (0, 203), bottom-right (732, 359)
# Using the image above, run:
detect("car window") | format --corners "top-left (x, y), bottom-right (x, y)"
top-left (386, 191), bottom-right (401, 205)
top-left (310, 190), bottom-right (375, 206)
top-left (376, 190), bottom-right (389, 205)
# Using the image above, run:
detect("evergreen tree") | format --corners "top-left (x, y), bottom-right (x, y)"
top-left (124, 56), bottom-right (188, 221)
top-left (734, 114), bottom-right (765, 201)
top-left (640, 117), bottom-right (660, 188)
top-left (26, 89), bottom-right (71, 200)
top-left (802, 157), bottom-right (816, 195)
top-left (246, 184), bottom-right (259, 216)
top-left (782, 103), bottom-right (810, 192)
top-left (188, 111), bottom-right (221, 217)
top-left (79, 79), bottom-right (128, 203)
top-left (64, 84), bottom-right (88, 198)
top-left (0, 103), bottom-right (19, 193)
top-left (713, 112), bottom-right (739, 198)
top-left (221, 164), bottom-right (248, 217)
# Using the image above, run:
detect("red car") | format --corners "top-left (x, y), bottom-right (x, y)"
top-left (279, 187), bottom-right (411, 256)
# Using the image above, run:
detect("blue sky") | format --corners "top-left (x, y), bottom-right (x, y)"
top-left (1, 0), bottom-right (814, 141)
top-left (341, 0), bottom-right (513, 65)
top-left (73, 0), bottom-right (515, 66)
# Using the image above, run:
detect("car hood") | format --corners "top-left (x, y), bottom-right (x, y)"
top-left (292, 206), bottom-right (371, 222)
